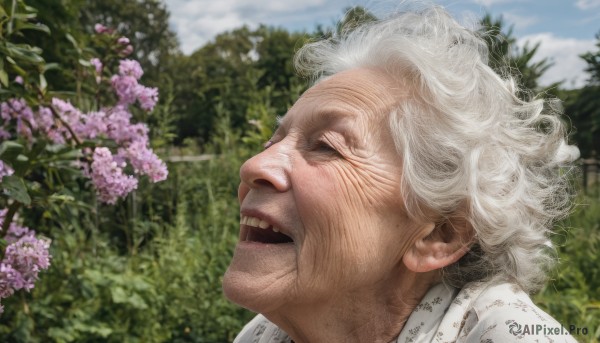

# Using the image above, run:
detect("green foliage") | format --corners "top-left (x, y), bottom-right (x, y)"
top-left (0, 0), bottom-right (50, 94)
top-left (582, 32), bottom-right (600, 86)
top-left (336, 6), bottom-right (377, 34)
top-left (535, 194), bottom-right (600, 342)
top-left (564, 32), bottom-right (600, 157)
top-left (11, 0), bottom-right (86, 92)
top-left (169, 25), bottom-right (307, 145)
top-left (478, 13), bottom-right (553, 96)
top-left (78, 0), bottom-right (179, 86)
top-left (0, 109), bottom-right (265, 342)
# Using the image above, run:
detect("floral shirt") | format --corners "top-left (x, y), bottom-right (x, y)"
top-left (233, 281), bottom-right (578, 342)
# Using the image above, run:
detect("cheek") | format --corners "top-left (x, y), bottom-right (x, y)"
top-left (294, 163), bottom-right (402, 288)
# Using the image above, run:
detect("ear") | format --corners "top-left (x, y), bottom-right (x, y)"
top-left (403, 216), bottom-right (473, 273)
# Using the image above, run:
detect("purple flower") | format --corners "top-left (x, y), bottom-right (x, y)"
top-left (90, 58), bottom-right (103, 84)
top-left (117, 37), bottom-right (130, 45)
top-left (0, 264), bottom-right (18, 299)
top-left (35, 106), bottom-right (67, 144)
top-left (52, 98), bottom-right (85, 141)
top-left (14, 76), bottom-right (23, 85)
top-left (94, 23), bottom-right (109, 34)
top-left (1, 99), bottom-right (36, 142)
top-left (111, 75), bottom-right (139, 106)
top-left (136, 86), bottom-right (159, 111)
top-left (104, 106), bottom-right (136, 143)
top-left (120, 140), bottom-right (168, 182)
top-left (118, 59), bottom-right (144, 80)
top-left (82, 111), bottom-right (108, 139)
top-left (35, 106), bottom-right (54, 132)
top-left (121, 45), bottom-right (134, 56)
top-left (89, 147), bottom-right (138, 204)
top-left (90, 58), bottom-right (102, 74)
top-left (0, 127), bottom-right (10, 140)
top-left (2, 235), bottom-right (51, 291)
top-left (0, 210), bottom-right (52, 314)
top-left (0, 161), bottom-right (13, 179)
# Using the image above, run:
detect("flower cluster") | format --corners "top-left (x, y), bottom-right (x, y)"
top-left (112, 59), bottom-right (158, 111)
top-left (88, 148), bottom-right (138, 204)
top-left (1, 98), bottom-right (37, 142)
top-left (0, 24), bottom-right (168, 316)
top-left (0, 210), bottom-right (51, 314)
top-left (0, 33), bottom-right (167, 204)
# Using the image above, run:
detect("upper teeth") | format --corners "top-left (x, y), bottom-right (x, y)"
top-left (241, 215), bottom-right (280, 232)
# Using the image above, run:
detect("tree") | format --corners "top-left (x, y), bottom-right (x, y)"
top-left (78, 0), bottom-right (179, 86)
top-left (581, 32), bottom-right (600, 86)
top-left (336, 6), bottom-right (377, 34)
top-left (564, 32), bottom-right (600, 157)
top-left (8, 0), bottom-right (87, 92)
top-left (169, 26), bottom-right (308, 145)
top-left (478, 14), bottom-right (553, 96)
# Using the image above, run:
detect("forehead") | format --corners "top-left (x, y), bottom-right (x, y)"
top-left (280, 68), bottom-right (399, 129)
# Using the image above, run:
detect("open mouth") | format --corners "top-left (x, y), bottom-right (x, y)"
top-left (241, 215), bottom-right (294, 244)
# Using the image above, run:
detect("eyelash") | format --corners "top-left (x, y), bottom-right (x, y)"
top-left (312, 140), bottom-right (340, 155)
top-left (263, 138), bottom-right (341, 156)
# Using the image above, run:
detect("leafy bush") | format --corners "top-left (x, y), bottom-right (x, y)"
top-left (0, 108), bottom-right (267, 342)
top-left (535, 193), bottom-right (600, 342)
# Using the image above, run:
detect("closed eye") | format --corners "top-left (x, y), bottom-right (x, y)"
top-left (313, 140), bottom-right (341, 156)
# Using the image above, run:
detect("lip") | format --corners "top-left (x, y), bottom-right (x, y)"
top-left (239, 208), bottom-right (295, 242)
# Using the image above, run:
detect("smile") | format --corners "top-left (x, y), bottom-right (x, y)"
top-left (241, 215), bottom-right (294, 244)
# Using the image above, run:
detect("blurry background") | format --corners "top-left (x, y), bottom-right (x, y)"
top-left (0, 0), bottom-right (598, 342)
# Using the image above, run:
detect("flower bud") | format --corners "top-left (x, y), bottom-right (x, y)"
top-left (117, 37), bottom-right (130, 45)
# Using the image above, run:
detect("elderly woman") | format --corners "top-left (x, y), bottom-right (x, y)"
top-left (223, 4), bottom-right (579, 343)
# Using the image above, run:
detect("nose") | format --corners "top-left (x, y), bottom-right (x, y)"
top-left (239, 142), bottom-right (291, 193)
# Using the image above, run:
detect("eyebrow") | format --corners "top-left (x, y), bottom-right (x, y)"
top-left (276, 109), bottom-right (360, 143)
top-left (308, 110), bottom-right (360, 146)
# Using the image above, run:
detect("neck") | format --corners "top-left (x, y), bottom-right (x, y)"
top-left (264, 268), bottom-right (439, 343)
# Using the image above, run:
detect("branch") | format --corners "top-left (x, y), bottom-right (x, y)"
top-left (0, 201), bottom-right (22, 260)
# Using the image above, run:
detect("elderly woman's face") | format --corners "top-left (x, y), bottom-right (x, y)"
top-left (223, 68), bottom-right (422, 313)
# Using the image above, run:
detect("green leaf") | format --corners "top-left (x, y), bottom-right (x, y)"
top-left (39, 73), bottom-right (47, 92)
top-left (78, 59), bottom-right (91, 67)
top-left (42, 63), bottom-right (60, 72)
top-left (65, 33), bottom-right (81, 54)
top-left (23, 5), bottom-right (39, 13)
top-left (1, 175), bottom-right (31, 205)
top-left (127, 293), bottom-right (149, 309)
top-left (16, 23), bottom-right (50, 34)
top-left (0, 141), bottom-right (24, 160)
top-left (5, 43), bottom-right (44, 64)
top-left (110, 286), bottom-right (128, 304)
top-left (13, 13), bottom-right (37, 21)
top-left (0, 69), bottom-right (8, 87)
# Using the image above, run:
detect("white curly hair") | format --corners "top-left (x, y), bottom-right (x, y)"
top-left (294, 3), bottom-right (580, 293)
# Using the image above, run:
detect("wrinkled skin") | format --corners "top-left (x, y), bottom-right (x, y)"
top-left (223, 68), bottom-right (456, 342)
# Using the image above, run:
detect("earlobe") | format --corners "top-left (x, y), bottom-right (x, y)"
top-left (403, 219), bottom-right (473, 273)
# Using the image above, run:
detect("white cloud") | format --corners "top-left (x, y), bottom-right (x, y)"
top-left (517, 33), bottom-right (596, 88)
top-left (471, 0), bottom-right (516, 7)
top-left (501, 12), bottom-right (538, 30)
top-left (164, 0), bottom-right (346, 54)
top-left (576, 0), bottom-right (600, 10)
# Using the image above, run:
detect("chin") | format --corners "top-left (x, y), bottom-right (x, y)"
top-left (222, 268), bottom-right (254, 309)
top-left (222, 265), bottom-right (286, 314)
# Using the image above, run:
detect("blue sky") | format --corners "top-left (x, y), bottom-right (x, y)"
top-left (163, 0), bottom-right (600, 88)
